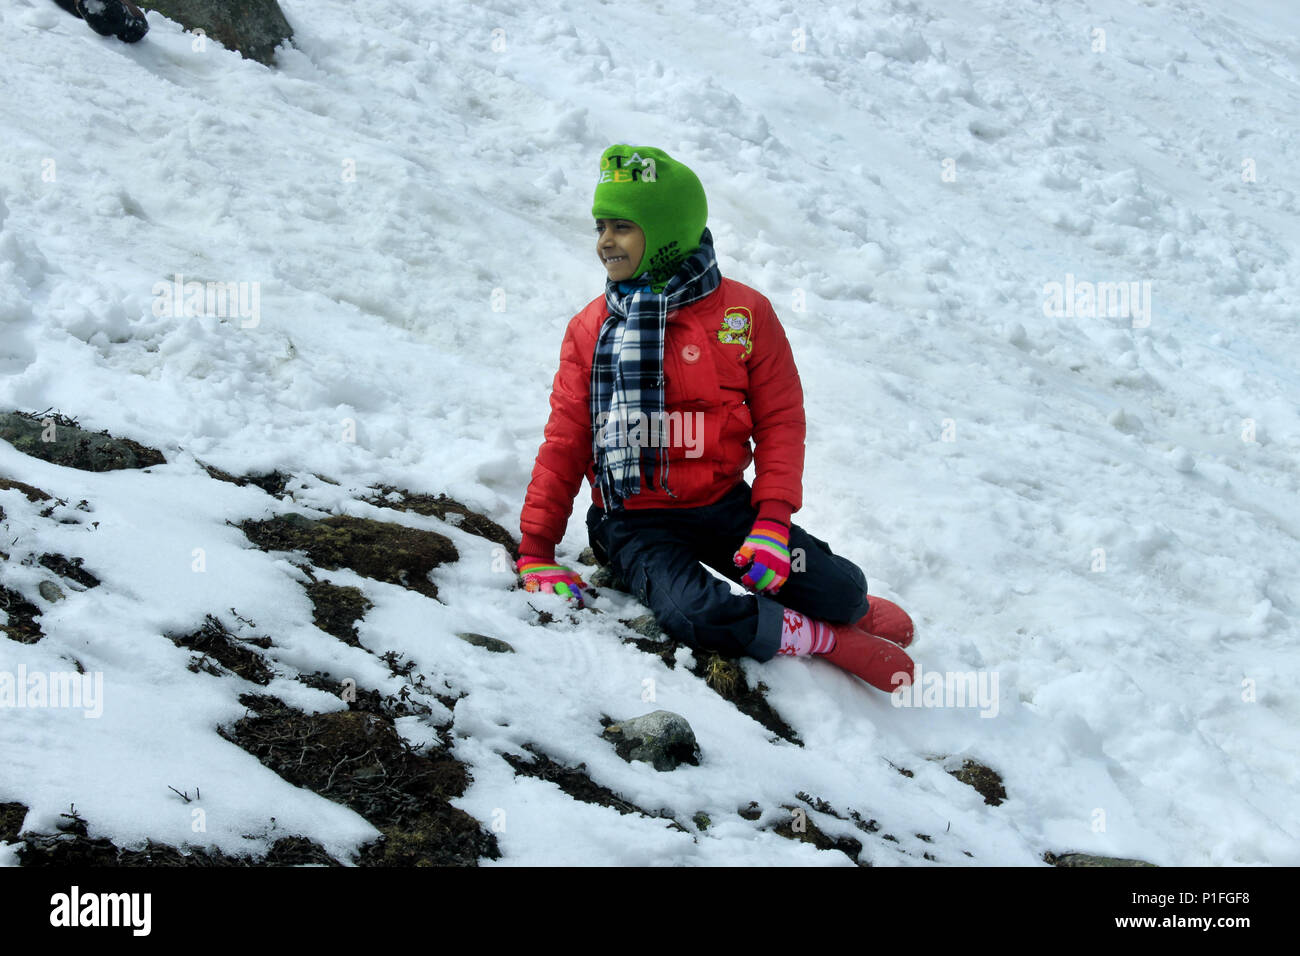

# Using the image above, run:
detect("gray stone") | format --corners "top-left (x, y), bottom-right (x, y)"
top-left (456, 632), bottom-right (515, 654)
top-left (140, 0), bottom-right (293, 66)
top-left (0, 412), bottom-right (165, 472)
top-left (37, 581), bottom-right (66, 603)
top-left (602, 710), bottom-right (700, 772)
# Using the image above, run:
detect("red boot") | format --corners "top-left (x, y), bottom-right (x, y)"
top-left (853, 596), bottom-right (914, 648)
top-left (822, 623), bottom-right (915, 692)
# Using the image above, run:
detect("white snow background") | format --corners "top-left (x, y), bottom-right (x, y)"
top-left (1, 0), bottom-right (1298, 866)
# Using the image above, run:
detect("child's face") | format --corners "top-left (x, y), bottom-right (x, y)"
top-left (595, 219), bottom-right (645, 282)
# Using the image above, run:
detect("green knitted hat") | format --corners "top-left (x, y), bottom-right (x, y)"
top-left (591, 145), bottom-right (708, 291)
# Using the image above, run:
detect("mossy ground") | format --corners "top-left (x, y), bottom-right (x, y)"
top-left (222, 695), bottom-right (498, 866)
top-left (947, 758), bottom-right (1008, 806)
top-left (362, 484), bottom-right (519, 557)
top-left (240, 513), bottom-right (457, 601)
top-left (302, 578), bottom-right (372, 646)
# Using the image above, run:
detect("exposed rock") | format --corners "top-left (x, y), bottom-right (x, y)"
top-left (139, 0), bottom-right (293, 66)
top-left (602, 710), bottom-right (701, 772)
top-left (362, 485), bottom-right (518, 556)
top-left (37, 581), bottom-right (65, 603)
top-left (456, 632), bottom-right (515, 654)
top-left (239, 512), bottom-right (457, 600)
top-left (0, 411), bottom-right (165, 472)
top-left (1045, 851), bottom-right (1158, 867)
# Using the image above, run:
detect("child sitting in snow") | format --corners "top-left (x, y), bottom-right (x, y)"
top-left (515, 145), bottom-right (915, 692)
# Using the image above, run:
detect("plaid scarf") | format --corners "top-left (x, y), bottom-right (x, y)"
top-left (591, 228), bottom-right (721, 511)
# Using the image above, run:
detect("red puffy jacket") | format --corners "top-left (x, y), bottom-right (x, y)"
top-left (518, 277), bottom-right (806, 560)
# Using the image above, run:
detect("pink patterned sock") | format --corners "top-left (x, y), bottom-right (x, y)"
top-left (776, 608), bottom-right (838, 656)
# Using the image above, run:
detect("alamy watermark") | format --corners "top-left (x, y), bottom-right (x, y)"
top-left (1043, 273), bottom-right (1151, 327)
top-left (890, 663), bottom-right (999, 717)
top-left (50, 886), bottom-right (150, 936)
top-left (595, 409), bottom-right (705, 458)
top-left (0, 666), bottom-right (103, 718)
top-left (152, 273), bottom-right (260, 328)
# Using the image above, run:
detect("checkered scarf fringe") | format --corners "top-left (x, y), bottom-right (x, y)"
top-left (591, 228), bottom-right (721, 511)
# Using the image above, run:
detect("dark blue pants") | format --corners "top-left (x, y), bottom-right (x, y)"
top-left (586, 480), bottom-right (870, 661)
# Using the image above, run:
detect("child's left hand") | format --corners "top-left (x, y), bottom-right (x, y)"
top-left (733, 519), bottom-right (791, 594)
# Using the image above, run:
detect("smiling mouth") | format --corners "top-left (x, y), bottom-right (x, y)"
top-left (603, 255), bottom-right (627, 264)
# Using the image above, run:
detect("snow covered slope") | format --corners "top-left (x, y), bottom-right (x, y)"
top-left (1, 0), bottom-right (1297, 865)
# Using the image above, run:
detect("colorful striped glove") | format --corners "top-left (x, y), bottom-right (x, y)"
top-left (516, 556), bottom-right (587, 609)
top-left (732, 519), bottom-right (791, 594)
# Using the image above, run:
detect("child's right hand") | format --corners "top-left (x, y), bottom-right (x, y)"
top-left (516, 556), bottom-right (588, 609)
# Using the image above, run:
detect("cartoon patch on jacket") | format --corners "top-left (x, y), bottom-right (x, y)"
top-left (718, 306), bottom-right (753, 356)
